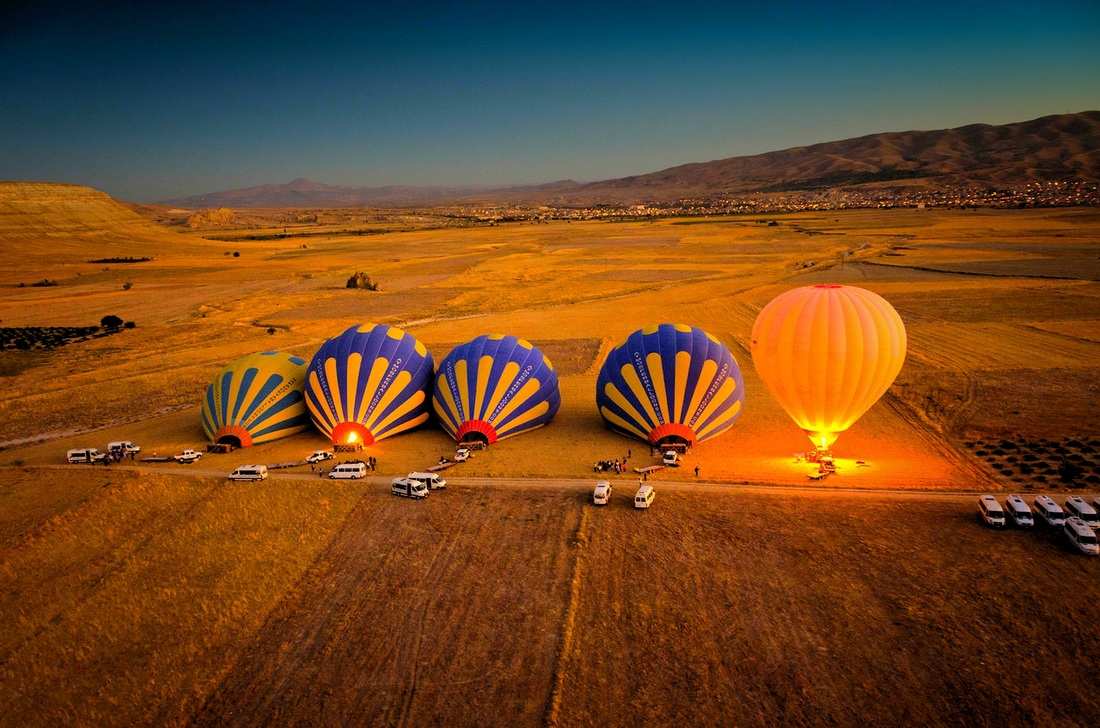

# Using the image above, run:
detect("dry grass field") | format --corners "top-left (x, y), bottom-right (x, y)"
top-left (2, 185), bottom-right (1100, 725)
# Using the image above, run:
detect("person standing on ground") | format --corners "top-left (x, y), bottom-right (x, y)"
top-left (694, 465), bottom-right (699, 477)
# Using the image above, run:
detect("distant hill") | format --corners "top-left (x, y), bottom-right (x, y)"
top-left (158, 111), bottom-right (1100, 208)
top-left (158, 177), bottom-right (514, 209)
top-left (0, 182), bottom-right (177, 263)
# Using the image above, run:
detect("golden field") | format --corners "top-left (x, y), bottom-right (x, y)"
top-left (1, 184), bottom-right (1099, 725)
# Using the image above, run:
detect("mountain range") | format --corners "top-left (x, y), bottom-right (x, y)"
top-left (159, 111), bottom-right (1100, 208)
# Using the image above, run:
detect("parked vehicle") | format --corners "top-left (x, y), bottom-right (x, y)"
top-left (391, 477), bottom-right (429, 499)
top-left (305, 450), bottom-right (334, 464)
top-left (407, 472), bottom-right (446, 490)
top-left (107, 440), bottom-right (141, 455)
top-left (1064, 517), bottom-right (1099, 555)
top-left (1033, 495), bottom-right (1066, 527)
top-left (173, 449), bottom-right (203, 464)
top-left (1004, 495), bottom-right (1033, 527)
top-left (662, 451), bottom-right (679, 466)
top-left (1063, 496), bottom-right (1099, 530)
top-left (328, 462), bottom-right (367, 479)
top-left (228, 465), bottom-right (268, 481)
top-left (455, 447), bottom-right (472, 462)
top-left (593, 481), bottom-right (612, 505)
top-left (978, 495), bottom-right (1005, 527)
top-left (634, 484), bottom-right (656, 509)
top-left (67, 447), bottom-right (107, 464)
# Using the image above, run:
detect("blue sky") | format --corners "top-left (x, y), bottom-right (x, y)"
top-left (2, 0), bottom-right (1098, 202)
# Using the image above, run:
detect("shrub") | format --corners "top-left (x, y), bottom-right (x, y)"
top-left (101, 315), bottom-right (123, 330)
top-left (123, 321), bottom-right (136, 329)
top-left (122, 282), bottom-right (133, 290)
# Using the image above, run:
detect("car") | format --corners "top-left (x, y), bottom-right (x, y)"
top-left (228, 465), bottom-right (268, 481)
top-left (1063, 496), bottom-right (1099, 530)
top-left (978, 494), bottom-right (1005, 527)
top-left (455, 447), bottom-right (472, 462)
top-left (1064, 517), bottom-right (1099, 556)
top-left (1004, 495), bottom-right (1033, 527)
top-left (593, 481), bottom-right (612, 505)
top-left (107, 440), bottom-right (141, 455)
top-left (634, 484), bottom-right (656, 509)
top-left (173, 449), bottom-right (203, 464)
top-left (67, 447), bottom-right (107, 464)
top-left (306, 450), bottom-right (334, 464)
top-left (1033, 495), bottom-right (1066, 527)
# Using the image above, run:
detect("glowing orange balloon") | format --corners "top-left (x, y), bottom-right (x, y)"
top-left (751, 284), bottom-right (906, 450)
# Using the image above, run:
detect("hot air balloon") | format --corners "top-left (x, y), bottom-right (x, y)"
top-left (596, 324), bottom-right (745, 448)
top-left (202, 351), bottom-right (311, 447)
top-left (750, 284), bottom-right (906, 451)
top-left (305, 324), bottom-right (434, 446)
top-left (433, 334), bottom-right (561, 445)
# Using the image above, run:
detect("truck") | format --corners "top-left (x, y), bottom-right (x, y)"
top-left (455, 447), bottom-right (472, 462)
top-left (174, 449), bottom-right (204, 464)
top-left (662, 450), bottom-right (680, 466)
top-left (391, 477), bottom-right (429, 499)
top-left (305, 450), bottom-right (334, 464)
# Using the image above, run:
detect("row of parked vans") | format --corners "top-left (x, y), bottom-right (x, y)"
top-left (66, 441), bottom-right (142, 463)
top-left (979, 494), bottom-right (1100, 555)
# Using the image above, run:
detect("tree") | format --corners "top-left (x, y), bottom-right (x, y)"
top-left (101, 315), bottom-right (123, 330)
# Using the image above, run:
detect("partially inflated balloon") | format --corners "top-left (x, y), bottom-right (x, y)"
top-left (751, 284), bottom-right (906, 450)
top-left (305, 324), bottom-right (435, 446)
top-left (433, 334), bottom-right (561, 444)
top-left (202, 351), bottom-right (311, 447)
top-left (596, 324), bottom-right (745, 447)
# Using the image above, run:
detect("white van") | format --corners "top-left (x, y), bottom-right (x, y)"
top-left (1033, 495), bottom-right (1066, 527)
top-left (407, 472), bottom-right (446, 490)
top-left (1064, 517), bottom-right (1099, 556)
top-left (1063, 496), bottom-right (1099, 530)
top-left (593, 481), bottom-right (612, 505)
top-left (228, 465), bottom-right (268, 481)
top-left (391, 477), bottom-right (429, 499)
top-left (67, 447), bottom-right (106, 464)
top-left (1004, 495), bottom-right (1033, 527)
top-left (328, 462), bottom-right (367, 479)
top-left (107, 440), bottom-right (141, 455)
top-left (634, 484), bottom-right (655, 509)
top-left (978, 495), bottom-right (1005, 527)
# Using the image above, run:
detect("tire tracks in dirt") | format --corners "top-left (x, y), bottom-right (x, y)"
top-left (543, 507), bottom-right (588, 727)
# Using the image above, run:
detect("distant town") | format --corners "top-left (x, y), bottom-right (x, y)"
top-left (442, 180), bottom-right (1100, 223)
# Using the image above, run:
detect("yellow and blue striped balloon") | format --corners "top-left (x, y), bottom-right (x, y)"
top-left (305, 324), bottom-right (434, 446)
top-left (596, 324), bottom-right (744, 447)
top-left (202, 351), bottom-right (311, 447)
top-left (433, 334), bottom-right (561, 444)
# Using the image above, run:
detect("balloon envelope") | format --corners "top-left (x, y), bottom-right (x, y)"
top-left (305, 324), bottom-right (435, 446)
top-left (750, 284), bottom-right (907, 450)
top-left (596, 324), bottom-right (745, 447)
top-left (202, 351), bottom-right (311, 447)
top-left (433, 334), bottom-right (561, 444)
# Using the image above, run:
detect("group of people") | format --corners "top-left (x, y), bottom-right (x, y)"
top-left (102, 448), bottom-right (135, 465)
top-left (594, 449), bottom-right (632, 474)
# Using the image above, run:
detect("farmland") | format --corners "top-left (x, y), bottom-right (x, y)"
top-left (1, 187), bottom-right (1100, 725)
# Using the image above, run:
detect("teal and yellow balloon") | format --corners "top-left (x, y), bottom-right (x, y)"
top-left (432, 334), bottom-right (561, 444)
top-left (202, 351), bottom-right (311, 447)
top-left (305, 324), bottom-right (435, 446)
top-left (596, 324), bottom-right (745, 447)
